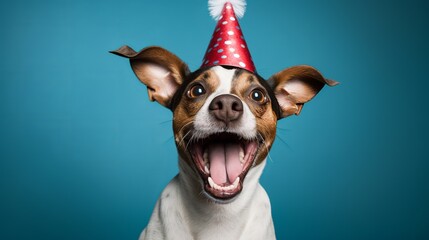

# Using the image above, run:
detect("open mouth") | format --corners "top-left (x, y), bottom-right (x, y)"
top-left (189, 132), bottom-right (260, 201)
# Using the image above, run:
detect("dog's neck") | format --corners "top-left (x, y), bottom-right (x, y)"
top-left (177, 157), bottom-right (267, 217)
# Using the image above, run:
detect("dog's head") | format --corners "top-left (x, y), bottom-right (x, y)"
top-left (111, 46), bottom-right (337, 202)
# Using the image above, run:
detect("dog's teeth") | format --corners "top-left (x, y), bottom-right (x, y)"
top-left (204, 165), bottom-right (210, 174)
top-left (208, 177), bottom-right (219, 190)
top-left (208, 177), bottom-right (240, 191)
top-left (239, 148), bottom-right (245, 164)
top-left (209, 177), bottom-right (223, 190)
top-left (233, 177), bottom-right (240, 188)
top-left (208, 177), bottom-right (215, 188)
top-left (208, 177), bottom-right (223, 190)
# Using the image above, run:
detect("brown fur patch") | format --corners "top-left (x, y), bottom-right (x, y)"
top-left (173, 69), bottom-right (220, 164)
top-left (173, 68), bottom-right (278, 167)
top-left (230, 72), bottom-right (278, 165)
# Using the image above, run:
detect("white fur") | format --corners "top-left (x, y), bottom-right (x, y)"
top-left (139, 160), bottom-right (275, 240)
top-left (193, 66), bottom-right (257, 140)
top-left (209, 0), bottom-right (247, 20)
top-left (138, 66), bottom-right (274, 239)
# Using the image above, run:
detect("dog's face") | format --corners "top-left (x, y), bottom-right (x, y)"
top-left (172, 66), bottom-right (278, 201)
top-left (112, 46), bottom-right (337, 202)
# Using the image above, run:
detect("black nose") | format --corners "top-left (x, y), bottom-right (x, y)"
top-left (209, 94), bottom-right (243, 125)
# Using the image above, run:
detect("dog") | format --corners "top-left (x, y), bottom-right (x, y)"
top-left (111, 45), bottom-right (337, 239)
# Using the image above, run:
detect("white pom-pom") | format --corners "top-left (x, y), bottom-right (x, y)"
top-left (208, 0), bottom-right (246, 20)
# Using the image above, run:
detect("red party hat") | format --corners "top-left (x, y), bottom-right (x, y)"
top-left (201, 0), bottom-right (256, 73)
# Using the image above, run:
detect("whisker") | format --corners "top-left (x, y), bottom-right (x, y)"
top-left (159, 120), bottom-right (172, 125)
top-left (257, 132), bottom-right (274, 163)
top-left (179, 129), bottom-right (193, 147)
top-left (183, 129), bottom-right (196, 152)
top-left (178, 121), bottom-right (194, 135)
top-left (275, 134), bottom-right (292, 151)
top-left (184, 135), bottom-right (193, 152)
top-left (178, 121), bottom-right (195, 147)
top-left (185, 131), bottom-right (200, 152)
top-left (276, 126), bottom-right (290, 132)
top-left (163, 135), bottom-right (174, 145)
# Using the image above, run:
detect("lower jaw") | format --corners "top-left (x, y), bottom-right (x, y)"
top-left (195, 156), bottom-right (257, 202)
top-left (186, 134), bottom-right (261, 202)
top-left (202, 178), bottom-right (243, 201)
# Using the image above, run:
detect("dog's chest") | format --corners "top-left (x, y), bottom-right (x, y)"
top-left (140, 172), bottom-right (275, 240)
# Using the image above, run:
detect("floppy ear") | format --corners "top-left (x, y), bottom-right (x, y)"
top-left (110, 46), bottom-right (190, 109)
top-left (268, 65), bottom-right (338, 119)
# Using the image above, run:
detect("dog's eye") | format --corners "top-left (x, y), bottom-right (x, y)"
top-left (188, 84), bottom-right (206, 98)
top-left (249, 89), bottom-right (267, 104)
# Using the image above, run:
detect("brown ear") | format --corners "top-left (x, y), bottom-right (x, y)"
top-left (268, 65), bottom-right (338, 118)
top-left (110, 45), bottom-right (190, 108)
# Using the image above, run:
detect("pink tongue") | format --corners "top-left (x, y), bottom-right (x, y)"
top-left (225, 144), bottom-right (242, 183)
top-left (208, 143), bottom-right (242, 185)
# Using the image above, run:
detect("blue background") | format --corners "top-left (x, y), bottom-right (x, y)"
top-left (1, 0), bottom-right (428, 239)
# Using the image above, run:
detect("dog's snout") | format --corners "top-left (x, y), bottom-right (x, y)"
top-left (209, 94), bottom-right (243, 124)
